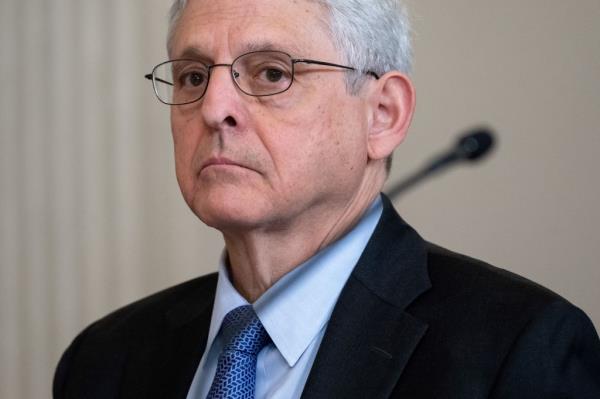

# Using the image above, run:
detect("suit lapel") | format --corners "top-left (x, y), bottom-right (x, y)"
top-left (302, 196), bottom-right (431, 399)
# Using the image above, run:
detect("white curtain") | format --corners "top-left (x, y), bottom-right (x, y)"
top-left (0, 1), bottom-right (221, 397)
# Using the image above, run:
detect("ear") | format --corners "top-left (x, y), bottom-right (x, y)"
top-left (366, 72), bottom-right (416, 161)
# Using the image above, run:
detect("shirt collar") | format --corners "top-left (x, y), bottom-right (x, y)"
top-left (205, 196), bottom-right (383, 367)
top-left (203, 258), bottom-right (250, 358)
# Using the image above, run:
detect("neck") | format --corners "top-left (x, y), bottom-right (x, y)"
top-left (222, 165), bottom-right (387, 302)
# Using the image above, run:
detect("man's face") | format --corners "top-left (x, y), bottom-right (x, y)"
top-left (170, 0), bottom-right (372, 234)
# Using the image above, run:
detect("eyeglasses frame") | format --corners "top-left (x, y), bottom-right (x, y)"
top-left (144, 50), bottom-right (380, 105)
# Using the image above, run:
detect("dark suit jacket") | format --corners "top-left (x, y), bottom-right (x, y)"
top-left (54, 196), bottom-right (600, 398)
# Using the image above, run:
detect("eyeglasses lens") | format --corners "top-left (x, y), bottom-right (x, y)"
top-left (151, 51), bottom-right (295, 105)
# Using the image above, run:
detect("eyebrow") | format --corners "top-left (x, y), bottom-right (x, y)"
top-left (176, 47), bottom-right (208, 61)
top-left (174, 40), bottom-right (304, 61)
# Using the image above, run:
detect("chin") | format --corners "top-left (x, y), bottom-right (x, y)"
top-left (190, 193), bottom-right (270, 232)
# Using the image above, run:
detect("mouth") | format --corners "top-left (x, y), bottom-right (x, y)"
top-left (200, 157), bottom-right (253, 173)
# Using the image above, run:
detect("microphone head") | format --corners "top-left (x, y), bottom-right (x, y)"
top-left (457, 128), bottom-right (495, 161)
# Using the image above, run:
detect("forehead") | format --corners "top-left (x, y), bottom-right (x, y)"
top-left (170, 0), bottom-right (336, 59)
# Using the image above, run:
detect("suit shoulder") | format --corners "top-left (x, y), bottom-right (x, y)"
top-left (401, 243), bottom-right (600, 391)
top-left (54, 273), bottom-right (218, 397)
top-left (81, 272), bottom-right (218, 339)
top-left (409, 242), bottom-right (585, 342)
top-left (423, 242), bottom-right (563, 309)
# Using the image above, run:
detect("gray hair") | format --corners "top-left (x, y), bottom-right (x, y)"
top-left (167, 0), bottom-right (412, 90)
top-left (167, 0), bottom-right (411, 172)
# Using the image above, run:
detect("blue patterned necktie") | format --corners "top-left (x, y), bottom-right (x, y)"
top-left (207, 305), bottom-right (271, 399)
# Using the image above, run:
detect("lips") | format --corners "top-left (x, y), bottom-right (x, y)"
top-left (200, 156), bottom-right (253, 173)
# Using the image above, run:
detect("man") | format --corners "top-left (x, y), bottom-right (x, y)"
top-left (54, 0), bottom-right (600, 398)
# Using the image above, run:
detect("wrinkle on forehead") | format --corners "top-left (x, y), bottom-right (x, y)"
top-left (169, 0), bottom-right (333, 59)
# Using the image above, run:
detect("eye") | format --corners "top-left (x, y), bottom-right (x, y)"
top-left (172, 61), bottom-right (208, 89)
top-left (235, 52), bottom-right (293, 94)
top-left (180, 71), bottom-right (206, 87)
top-left (188, 72), bottom-right (205, 86)
top-left (253, 64), bottom-right (291, 85)
top-left (264, 68), bottom-right (284, 82)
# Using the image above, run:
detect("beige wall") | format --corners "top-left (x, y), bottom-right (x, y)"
top-left (395, 0), bottom-right (600, 326)
top-left (1, 0), bottom-right (598, 397)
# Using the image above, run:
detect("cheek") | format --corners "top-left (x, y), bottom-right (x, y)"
top-left (171, 113), bottom-right (203, 194)
top-left (269, 100), bottom-right (366, 188)
top-left (316, 100), bottom-right (367, 167)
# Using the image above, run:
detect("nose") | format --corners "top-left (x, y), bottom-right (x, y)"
top-left (199, 64), bottom-right (241, 129)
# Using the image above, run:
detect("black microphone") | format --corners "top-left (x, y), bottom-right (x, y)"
top-left (386, 127), bottom-right (495, 199)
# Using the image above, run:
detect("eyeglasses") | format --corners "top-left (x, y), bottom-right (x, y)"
top-left (145, 50), bottom-right (379, 105)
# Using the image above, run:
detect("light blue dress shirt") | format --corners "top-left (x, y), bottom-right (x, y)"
top-left (186, 197), bottom-right (383, 399)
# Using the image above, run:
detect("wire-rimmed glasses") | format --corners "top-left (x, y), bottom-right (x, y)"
top-left (145, 50), bottom-right (379, 105)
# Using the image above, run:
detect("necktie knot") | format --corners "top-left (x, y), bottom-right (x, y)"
top-left (221, 305), bottom-right (270, 356)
